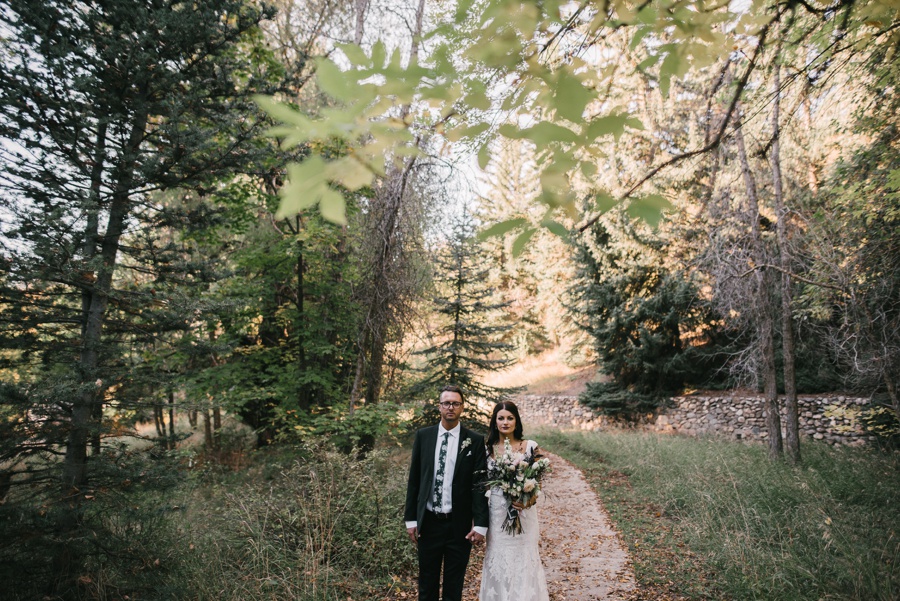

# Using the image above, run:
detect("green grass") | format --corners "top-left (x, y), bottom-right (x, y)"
top-left (537, 429), bottom-right (900, 601)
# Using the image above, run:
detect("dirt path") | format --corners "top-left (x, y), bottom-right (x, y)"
top-left (462, 452), bottom-right (635, 600)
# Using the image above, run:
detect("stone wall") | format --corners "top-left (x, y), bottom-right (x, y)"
top-left (655, 394), bottom-right (871, 447)
top-left (502, 393), bottom-right (873, 447)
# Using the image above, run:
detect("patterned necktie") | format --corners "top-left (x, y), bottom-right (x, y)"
top-left (433, 432), bottom-right (450, 510)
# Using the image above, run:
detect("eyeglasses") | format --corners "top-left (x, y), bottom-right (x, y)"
top-left (439, 401), bottom-right (463, 408)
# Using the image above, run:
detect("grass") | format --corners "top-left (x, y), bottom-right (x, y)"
top-left (537, 429), bottom-right (900, 601)
top-left (0, 442), bottom-right (417, 601)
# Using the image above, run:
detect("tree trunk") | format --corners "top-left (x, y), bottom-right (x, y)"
top-left (62, 110), bottom-right (147, 496)
top-left (885, 373), bottom-right (900, 425)
top-left (84, 122), bottom-right (107, 460)
top-left (203, 409), bottom-right (213, 450)
top-left (213, 406), bottom-right (222, 448)
top-left (771, 57), bottom-right (800, 463)
top-left (297, 235), bottom-right (309, 412)
top-left (168, 389), bottom-right (176, 450)
top-left (735, 113), bottom-right (783, 459)
top-left (154, 405), bottom-right (165, 438)
top-left (354, 0), bottom-right (369, 45)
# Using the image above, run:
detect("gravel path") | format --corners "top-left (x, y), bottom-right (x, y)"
top-left (462, 451), bottom-right (635, 600)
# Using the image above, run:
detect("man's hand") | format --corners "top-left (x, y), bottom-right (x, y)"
top-left (407, 526), bottom-right (418, 545)
top-left (465, 529), bottom-right (484, 543)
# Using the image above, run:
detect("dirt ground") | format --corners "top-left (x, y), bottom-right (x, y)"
top-left (461, 451), bottom-right (635, 600)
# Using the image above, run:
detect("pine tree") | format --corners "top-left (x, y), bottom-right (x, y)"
top-left (409, 212), bottom-right (518, 427)
top-left (569, 213), bottom-right (723, 417)
top-left (0, 0), bottom-right (277, 590)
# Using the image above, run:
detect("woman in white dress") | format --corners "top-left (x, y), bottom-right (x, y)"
top-left (478, 401), bottom-right (550, 601)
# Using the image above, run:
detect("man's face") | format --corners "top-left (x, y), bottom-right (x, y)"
top-left (438, 390), bottom-right (464, 427)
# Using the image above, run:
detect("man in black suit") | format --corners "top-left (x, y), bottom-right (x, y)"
top-left (405, 385), bottom-right (489, 601)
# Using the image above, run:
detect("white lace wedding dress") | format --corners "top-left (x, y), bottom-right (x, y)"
top-left (478, 440), bottom-right (550, 601)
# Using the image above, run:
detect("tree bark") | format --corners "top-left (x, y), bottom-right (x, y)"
top-left (203, 409), bottom-right (213, 450)
top-left (84, 122), bottom-right (107, 459)
top-left (735, 113), bottom-right (783, 459)
top-left (168, 389), bottom-right (176, 450)
top-left (62, 111), bottom-right (148, 497)
top-left (354, 0), bottom-right (369, 45)
top-left (771, 57), bottom-right (800, 463)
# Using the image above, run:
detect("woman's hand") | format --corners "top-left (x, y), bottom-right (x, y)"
top-left (512, 497), bottom-right (536, 511)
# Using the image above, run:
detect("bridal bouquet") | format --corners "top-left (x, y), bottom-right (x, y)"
top-left (483, 439), bottom-right (551, 535)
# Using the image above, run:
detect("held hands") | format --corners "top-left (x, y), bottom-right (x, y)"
top-left (465, 528), bottom-right (485, 543)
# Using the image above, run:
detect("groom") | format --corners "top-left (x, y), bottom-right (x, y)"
top-left (405, 385), bottom-right (489, 601)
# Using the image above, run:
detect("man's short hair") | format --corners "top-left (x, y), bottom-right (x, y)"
top-left (440, 384), bottom-right (465, 404)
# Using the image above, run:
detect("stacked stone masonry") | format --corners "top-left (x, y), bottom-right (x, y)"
top-left (507, 394), bottom-right (873, 447)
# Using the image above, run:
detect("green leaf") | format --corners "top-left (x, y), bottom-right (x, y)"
top-left (521, 121), bottom-right (579, 145)
top-left (465, 90), bottom-right (492, 111)
top-left (595, 191), bottom-right (617, 213)
top-left (478, 143), bottom-right (491, 170)
top-left (324, 156), bottom-right (374, 191)
top-left (478, 217), bottom-right (528, 240)
top-left (455, 0), bottom-right (477, 23)
top-left (315, 58), bottom-right (353, 101)
top-left (585, 114), bottom-right (629, 141)
top-left (630, 27), bottom-right (652, 50)
top-left (541, 218), bottom-right (570, 239)
top-left (554, 70), bottom-right (594, 122)
top-left (371, 40), bottom-right (386, 69)
top-left (276, 157), bottom-right (350, 224)
top-left (626, 194), bottom-right (674, 228)
top-left (276, 157), bottom-right (328, 219)
top-left (255, 95), bottom-right (307, 128)
top-left (887, 168), bottom-right (900, 191)
top-left (498, 123), bottom-right (521, 139)
top-left (336, 42), bottom-right (369, 67)
top-left (511, 227), bottom-right (537, 257)
top-left (319, 188), bottom-right (347, 225)
top-left (637, 54), bottom-right (660, 72)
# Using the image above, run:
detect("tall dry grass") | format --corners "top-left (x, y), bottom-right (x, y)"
top-left (540, 429), bottom-right (900, 601)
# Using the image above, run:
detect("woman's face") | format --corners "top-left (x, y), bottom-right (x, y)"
top-left (495, 409), bottom-right (516, 437)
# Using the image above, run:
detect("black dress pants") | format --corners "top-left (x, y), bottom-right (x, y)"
top-left (417, 511), bottom-right (472, 601)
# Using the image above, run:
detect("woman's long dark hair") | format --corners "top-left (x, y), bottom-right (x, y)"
top-left (486, 401), bottom-right (524, 455)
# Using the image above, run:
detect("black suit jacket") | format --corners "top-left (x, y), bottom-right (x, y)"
top-left (404, 425), bottom-right (489, 538)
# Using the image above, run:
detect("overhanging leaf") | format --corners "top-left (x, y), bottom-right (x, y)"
top-left (318, 188), bottom-right (347, 225)
top-left (511, 226), bottom-right (537, 257)
top-left (336, 42), bottom-right (369, 67)
top-left (324, 155), bottom-right (374, 191)
top-left (542, 218), bottom-right (570, 239)
top-left (478, 143), bottom-right (491, 169)
top-left (595, 191), bottom-right (617, 213)
top-left (478, 217), bottom-right (528, 240)
top-left (315, 58), bottom-right (353, 102)
top-left (554, 70), bottom-right (594, 122)
top-left (520, 121), bottom-right (578, 145)
top-left (276, 156), bottom-right (328, 219)
top-left (626, 194), bottom-right (675, 228)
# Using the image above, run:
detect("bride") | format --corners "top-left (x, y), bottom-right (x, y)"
top-left (478, 401), bottom-right (550, 601)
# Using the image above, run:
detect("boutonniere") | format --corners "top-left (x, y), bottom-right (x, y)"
top-left (461, 438), bottom-right (472, 452)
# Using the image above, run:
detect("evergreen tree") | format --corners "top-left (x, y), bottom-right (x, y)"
top-left (570, 213), bottom-right (723, 417)
top-left (409, 212), bottom-right (518, 427)
top-left (0, 0), bottom-right (277, 591)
